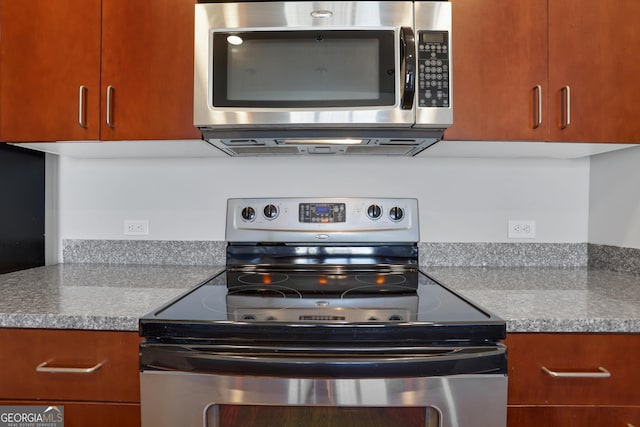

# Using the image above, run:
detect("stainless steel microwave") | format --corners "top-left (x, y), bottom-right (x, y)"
top-left (194, 1), bottom-right (452, 156)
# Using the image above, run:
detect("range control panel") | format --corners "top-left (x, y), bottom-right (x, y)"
top-left (417, 31), bottom-right (450, 108)
top-left (299, 203), bottom-right (346, 223)
top-left (226, 197), bottom-right (419, 243)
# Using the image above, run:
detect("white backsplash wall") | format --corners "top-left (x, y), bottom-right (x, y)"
top-left (589, 145), bottom-right (640, 249)
top-left (57, 154), bottom-right (590, 258)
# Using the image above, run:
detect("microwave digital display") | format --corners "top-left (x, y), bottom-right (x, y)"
top-left (421, 32), bottom-right (444, 44)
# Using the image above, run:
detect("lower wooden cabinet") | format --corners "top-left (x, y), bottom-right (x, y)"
top-left (0, 328), bottom-right (141, 427)
top-left (1, 401), bottom-right (140, 427)
top-left (505, 333), bottom-right (640, 427)
top-left (508, 405), bottom-right (640, 427)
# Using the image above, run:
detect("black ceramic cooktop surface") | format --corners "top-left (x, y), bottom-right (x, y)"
top-left (140, 270), bottom-right (506, 343)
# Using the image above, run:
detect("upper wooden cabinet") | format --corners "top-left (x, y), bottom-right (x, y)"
top-left (0, 0), bottom-right (102, 141)
top-left (0, 0), bottom-right (200, 143)
top-left (100, 0), bottom-right (200, 140)
top-left (547, 0), bottom-right (640, 143)
top-left (445, 0), bottom-right (640, 144)
top-left (444, 0), bottom-right (548, 141)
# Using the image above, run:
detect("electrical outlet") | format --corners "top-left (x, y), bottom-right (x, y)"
top-left (124, 219), bottom-right (149, 236)
top-left (508, 220), bottom-right (536, 239)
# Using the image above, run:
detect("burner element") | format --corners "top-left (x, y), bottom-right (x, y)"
top-left (355, 273), bottom-right (407, 286)
top-left (227, 285), bottom-right (302, 298)
top-left (341, 285), bottom-right (417, 298)
top-left (238, 273), bottom-right (289, 285)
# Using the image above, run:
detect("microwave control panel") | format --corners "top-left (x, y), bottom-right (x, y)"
top-left (417, 31), bottom-right (450, 108)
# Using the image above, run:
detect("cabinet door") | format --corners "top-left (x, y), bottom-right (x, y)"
top-left (0, 0), bottom-right (101, 142)
top-left (0, 401), bottom-right (141, 427)
top-left (548, 0), bottom-right (640, 143)
top-left (508, 406), bottom-right (640, 427)
top-left (444, 0), bottom-right (548, 141)
top-left (100, 0), bottom-right (201, 140)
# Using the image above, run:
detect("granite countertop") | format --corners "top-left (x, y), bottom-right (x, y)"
top-left (426, 267), bottom-right (640, 333)
top-left (0, 264), bottom-right (638, 333)
top-left (0, 264), bottom-right (223, 331)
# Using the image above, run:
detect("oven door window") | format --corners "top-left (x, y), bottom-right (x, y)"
top-left (212, 30), bottom-right (396, 108)
top-left (207, 405), bottom-right (440, 427)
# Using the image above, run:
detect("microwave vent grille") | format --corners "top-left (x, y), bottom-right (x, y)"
top-left (228, 146), bottom-right (300, 156)
top-left (344, 145), bottom-right (418, 156)
top-left (384, 139), bottom-right (420, 145)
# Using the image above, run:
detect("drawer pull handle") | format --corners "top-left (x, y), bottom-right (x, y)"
top-left (541, 366), bottom-right (611, 378)
top-left (36, 360), bottom-right (104, 374)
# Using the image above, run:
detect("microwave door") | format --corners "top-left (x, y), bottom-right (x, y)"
top-left (207, 29), bottom-right (413, 127)
top-left (194, 1), bottom-right (417, 129)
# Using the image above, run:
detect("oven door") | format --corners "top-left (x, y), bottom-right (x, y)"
top-left (194, 1), bottom-right (416, 128)
top-left (140, 343), bottom-right (507, 427)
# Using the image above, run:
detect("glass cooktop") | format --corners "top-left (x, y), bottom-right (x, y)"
top-left (140, 270), bottom-right (506, 343)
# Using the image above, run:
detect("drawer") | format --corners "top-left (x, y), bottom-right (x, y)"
top-left (505, 333), bottom-right (640, 405)
top-left (1, 400), bottom-right (140, 427)
top-left (0, 329), bottom-right (140, 402)
top-left (508, 405), bottom-right (640, 427)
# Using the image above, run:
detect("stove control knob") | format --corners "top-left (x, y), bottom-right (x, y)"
top-left (242, 314), bottom-right (256, 320)
top-left (367, 204), bottom-right (382, 220)
top-left (389, 314), bottom-right (403, 321)
top-left (263, 204), bottom-right (279, 219)
top-left (389, 207), bottom-right (404, 221)
top-left (241, 206), bottom-right (256, 221)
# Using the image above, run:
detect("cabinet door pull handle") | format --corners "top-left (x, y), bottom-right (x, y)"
top-left (541, 366), bottom-right (610, 378)
top-left (36, 360), bottom-right (104, 374)
top-left (561, 85), bottom-right (571, 129)
top-left (533, 85), bottom-right (542, 129)
top-left (78, 85), bottom-right (88, 128)
top-left (106, 85), bottom-right (115, 128)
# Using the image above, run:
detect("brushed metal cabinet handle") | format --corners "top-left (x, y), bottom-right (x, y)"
top-left (78, 85), bottom-right (88, 128)
top-left (541, 366), bottom-right (610, 378)
top-left (561, 85), bottom-right (571, 129)
top-left (106, 85), bottom-right (115, 128)
top-left (36, 360), bottom-right (104, 374)
top-left (533, 85), bottom-right (542, 129)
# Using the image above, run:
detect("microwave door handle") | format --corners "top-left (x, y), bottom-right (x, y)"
top-left (400, 27), bottom-right (416, 110)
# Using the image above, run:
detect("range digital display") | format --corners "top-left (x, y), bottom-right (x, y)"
top-left (299, 203), bottom-right (346, 223)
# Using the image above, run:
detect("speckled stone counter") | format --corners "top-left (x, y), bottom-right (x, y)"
top-left (0, 264), bottom-right (223, 331)
top-left (0, 264), bottom-right (638, 333)
top-left (426, 267), bottom-right (640, 333)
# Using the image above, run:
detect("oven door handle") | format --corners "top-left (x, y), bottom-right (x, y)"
top-left (400, 27), bottom-right (416, 110)
top-left (141, 344), bottom-right (506, 378)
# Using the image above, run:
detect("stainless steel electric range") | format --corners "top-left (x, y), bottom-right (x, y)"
top-left (140, 198), bottom-right (507, 427)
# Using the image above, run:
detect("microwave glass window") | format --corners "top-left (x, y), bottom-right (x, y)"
top-left (212, 31), bottom-right (396, 108)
